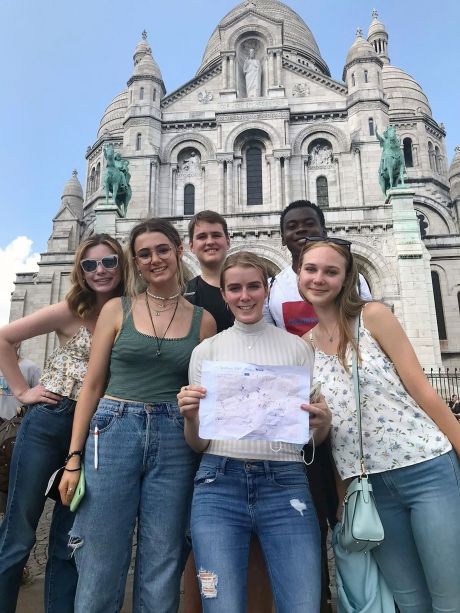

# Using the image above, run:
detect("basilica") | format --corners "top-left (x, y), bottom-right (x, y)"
top-left (11, 0), bottom-right (460, 369)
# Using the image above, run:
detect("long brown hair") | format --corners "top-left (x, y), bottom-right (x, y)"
top-left (128, 218), bottom-right (185, 295)
top-left (66, 234), bottom-right (126, 318)
top-left (298, 241), bottom-right (365, 369)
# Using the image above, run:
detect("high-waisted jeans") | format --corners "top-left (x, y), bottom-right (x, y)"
top-left (191, 454), bottom-right (321, 613)
top-left (371, 450), bottom-right (460, 613)
top-left (71, 397), bottom-right (199, 613)
top-left (0, 397), bottom-right (77, 613)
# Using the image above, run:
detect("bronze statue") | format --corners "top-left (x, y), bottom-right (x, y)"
top-left (103, 144), bottom-right (132, 217)
top-left (376, 126), bottom-right (405, 196)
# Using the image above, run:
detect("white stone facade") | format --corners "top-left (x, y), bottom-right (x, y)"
top-left (10, 1), bottom-right (460, 370)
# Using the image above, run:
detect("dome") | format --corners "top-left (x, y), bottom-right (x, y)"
top-left (382, 65), bottom-right (431, 117)
top-left (133, 31), bottom-right (163, 81)
top-left (97, 90), bottom-right (128, 138)
top-left (367, 9), bottom-right (387, 39)
top-left (197, 0), bottom-right (329, 76)
top-left (449, 147), bottom-right (460, 178)
top-left (345, 29), bottom-right (379, 67)
top-left (62, 170), bottom-right (83, 200)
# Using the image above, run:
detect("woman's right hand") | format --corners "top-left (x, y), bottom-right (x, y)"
top-left (177, 384), bottom-right (206, 419)
top-left (59, 463), bottom-right (81, 507)
top-left (17, 384), bottom-right (62, 406)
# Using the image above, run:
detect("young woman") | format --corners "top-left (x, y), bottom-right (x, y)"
top-left (177, 251), bottom-right (331, 613)
top-left (0, 233), bottom-right (126, 613)
top-left (297, 238), bottom-right (460, 613)
top-left (60, 218), bottom-right (216, 613)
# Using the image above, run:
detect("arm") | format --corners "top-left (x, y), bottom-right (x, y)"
top-left (59, 298), bottom-right (122, 504)
top-left (364, 302), bottom-right (460, 455)
top-left (357, 273), bottom-right (372, 301)
top-left (199, 309), bottom-right (217, 341)
top-left (0, 302), bottom-right (74, 404)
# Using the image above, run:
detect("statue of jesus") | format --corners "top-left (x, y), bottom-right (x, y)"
top-left (243, 48), bottom-right (261, 98)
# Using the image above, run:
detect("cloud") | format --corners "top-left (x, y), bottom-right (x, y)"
top-left (0, 237), bottom-right (40, 325)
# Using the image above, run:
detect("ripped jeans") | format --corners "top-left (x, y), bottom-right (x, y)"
top-left (70, 398), bottom-right (199, 613)
top-left (191, 455), bottom-right (321, 613)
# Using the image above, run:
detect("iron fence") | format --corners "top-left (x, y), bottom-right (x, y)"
top-left (423, 368), bottom-right (459, 403)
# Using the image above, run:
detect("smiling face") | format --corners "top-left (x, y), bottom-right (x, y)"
top-left (298, 245), bottom-right (347, 308)
top-left (221, 265), bottom-right (268, 324)
top-left (190, 221), bottom-right (230, 269)
top-left (282, 206), bottom-right (325, 264)
top-left (134, 231), bottom-right (182, 290)
top-left (81, 243), bottom-right (122, 296)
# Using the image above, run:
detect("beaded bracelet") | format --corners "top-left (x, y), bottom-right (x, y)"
top-left (65, 450), bottom-right (83, 464)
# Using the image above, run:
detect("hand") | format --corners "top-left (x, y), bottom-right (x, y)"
top-left (17, 384), bottom-right (62, 406)
top-left (301, 396), bottom-right (332, 431)
top-left (177, 384), bottom-right (206, 419)
top-left (59, 466), bottom-right (81, 507)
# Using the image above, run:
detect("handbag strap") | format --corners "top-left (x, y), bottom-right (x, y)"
top-left (352, 312), bottom-right (367, 477)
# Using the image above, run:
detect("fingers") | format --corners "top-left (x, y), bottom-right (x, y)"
top-left (301, 402), bottom-right (332, 428)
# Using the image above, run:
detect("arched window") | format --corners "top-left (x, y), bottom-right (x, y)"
top-left (130, 90), bottom-right (133, 103)
top-left (431, 271), bottom-right (447, 340)
top-left (136, 133), bottom-right (142, 151)
top-left (153, 88), bottom-right (156, 101)
top-left (403, 138), bottom-right (414, 167)
top-left (95, 162), bottom-right (101, 189)
top-left (428, 141), bottom-right (434, 170)
top-left (184, 184), bottom-right (195, 216)
top-left (351, 73), bottom-right (355, 87)
top-left (139, 87), bottom-right (144, 100)
top-left (89, 167), bottom-right (96, 195)
top-left (364, 70), bottom-right (369, 83)
top-left (458, 291), bottom-right (460, 317)
top-left (316, 176), bottom-right (329, 208)
top-left (368, 118), bottom-right (375, 136)
top-left (246, 146), bottom-right (263, 205)
top-left (434, 146), bottom-right (441, 173)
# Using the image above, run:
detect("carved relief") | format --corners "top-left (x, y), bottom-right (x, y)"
top-left (178, 148), bottom-right (201, 177)
top-left (308, 142), bottom-right (333, 167)
top-left (292, 82), bottom-right (310, 97)
top-left (218, 110), bottom-right (289, 123)
top-left (198, 90), bottom-right (213, 104)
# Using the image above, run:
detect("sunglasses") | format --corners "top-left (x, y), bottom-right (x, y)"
top-left (302, 236), bottom-right (352, 251)
top-left (80, 254), bottom-right (119, 273)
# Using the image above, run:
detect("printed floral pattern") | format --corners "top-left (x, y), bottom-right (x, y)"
top-left (40, 326), bottom-right (92, 400)
top-left (313, 319), bottom-right (451, 480)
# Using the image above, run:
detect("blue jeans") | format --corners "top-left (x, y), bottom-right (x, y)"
top-left (0, 398), bottom-right (77, 613)
top-left (191, 455), bottom-right (321, 613)
top-left (371, 450), bottom-right (460, 613)
top-left (71, 398), bottom-right (199, 613)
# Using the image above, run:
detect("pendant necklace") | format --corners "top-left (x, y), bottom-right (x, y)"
top-left (146, 294), bottom-right (178, 316)
top-left (145, 292), bottom-right (179, 357)
top-left (146, 289), bottom-right (181, 301)
top-left (321, 322), bottom-right (338, 343)
top-left (247, 332), bottom-right (264, 350)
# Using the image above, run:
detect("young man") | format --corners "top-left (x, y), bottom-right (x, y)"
top-left (264, 200), bottom-right (372, 613)
top-left (264, 200), bottom-right (372, 333)
top-left (186, 210), bottom-right (234, 332)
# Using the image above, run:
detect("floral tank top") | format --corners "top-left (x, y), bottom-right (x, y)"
top-left (312, 314), bottom-right (451, 480)
top-left (40, 326), bottom-right (92, 400)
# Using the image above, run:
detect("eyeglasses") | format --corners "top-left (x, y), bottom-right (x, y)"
top-left (303, 236), bottom-right (351, 251)
top-left (80, 254), bottom-right (119, 273)
top-left (135, 245), bottom-right (173, 264)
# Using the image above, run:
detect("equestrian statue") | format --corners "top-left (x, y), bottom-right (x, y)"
top-left (103, 144), bottom-right (132, 217)
top-left (376, 126), bottom-right (405, 197)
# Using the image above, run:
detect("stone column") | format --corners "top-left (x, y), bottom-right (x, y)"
top-left (274, 154), bottom-right (283, 208)
top-left (171, 165), bottom-right (178, 215)
top-left (228, 54), bottom-right (235, 90)
top-left (222, 54), bottom-right (228, 89)
top-left (276, 51), bottom-right (282, 85)
top-left (303, 159), bottom-right (309, 200)
top-left (353, 147), bottom-right (364, 206)
top-left (334, 157), bottom-right (342, 207)
top-left (389, 187), bottom-right (442, 367)
top-left (234, 158), bottom-right (242, 212)
top-left (218, 160), bottom-right (225, 213)
top-left (225, 158), bottom-right (234, 212)
top-left (267, 51), bottom-right (274, 87)
top-left (284, 156), bottom-right (291, 205)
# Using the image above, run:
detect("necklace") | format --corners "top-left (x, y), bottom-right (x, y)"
top-left (145, 292), bottom-right (179, 357)
top-left (146, 288), bottom-right (181, 301)
top-left (146, 293), bottom-right (179, 316)
top-left (247, 332), bottom-right (264, 350)
top-left (320, 322), bottom-right (338, 343)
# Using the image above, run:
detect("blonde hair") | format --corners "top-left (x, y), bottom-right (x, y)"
top-left (220, 251), bottom-right (268, 290)
top-left (66, 234), bottom-right (126, 318)
top-left (298, 241), bottom-right (365, 370)
top-left (127, 218), bottom-right (185, 296)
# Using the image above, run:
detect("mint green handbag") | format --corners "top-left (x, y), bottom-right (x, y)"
top-left (338, 316), bottom-right (385, 553)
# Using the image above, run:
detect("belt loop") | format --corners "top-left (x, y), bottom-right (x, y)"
top-left (118, 401), bottom-right (125, 416)
top-left (263, 460), bottom-right (271, 479)
top-left (219, 456), bottom-right (228, 475)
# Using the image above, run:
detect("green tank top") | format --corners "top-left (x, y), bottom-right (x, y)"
top-left (105, 297), bottom-right (203, 403)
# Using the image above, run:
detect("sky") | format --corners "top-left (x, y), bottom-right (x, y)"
top-left (0, 0), bottom-right (459, 323)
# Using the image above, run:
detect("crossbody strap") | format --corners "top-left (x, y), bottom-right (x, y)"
top-left (351, 313), bottom-right (366, 476)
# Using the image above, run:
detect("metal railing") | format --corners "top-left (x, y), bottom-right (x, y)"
top-left (423, 368), bottom-right (459, 403)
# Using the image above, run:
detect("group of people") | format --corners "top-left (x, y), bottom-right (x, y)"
top-left (0, 201), bottom-right (458, 613)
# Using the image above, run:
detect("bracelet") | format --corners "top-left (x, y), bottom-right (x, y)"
top-left (65, 450), bottom-right (83, 464)
top-left (64, 466), bottom-right (81, 472)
